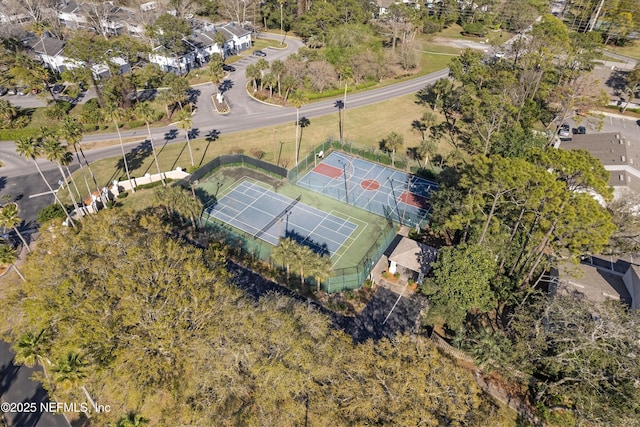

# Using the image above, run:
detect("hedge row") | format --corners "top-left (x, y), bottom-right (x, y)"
top-left (0, 128), bottom-right (42, 141)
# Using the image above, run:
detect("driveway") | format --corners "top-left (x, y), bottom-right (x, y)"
top-left (0, 341), bottom-right (69, 427)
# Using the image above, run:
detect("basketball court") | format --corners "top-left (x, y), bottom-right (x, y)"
top-left (296, 152), bottom-right (437, 226)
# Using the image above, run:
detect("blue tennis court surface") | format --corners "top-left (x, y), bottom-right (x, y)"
top-left (203, 180), bottom-right (357, 256)
top-left (296, 152), bottom-right (438, 226)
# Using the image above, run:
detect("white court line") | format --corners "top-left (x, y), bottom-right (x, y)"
top-left (216, 182), bottom-right (358, 247)
top-left (328, 211), bottom-right (368, 267)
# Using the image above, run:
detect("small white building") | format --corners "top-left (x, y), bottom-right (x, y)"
top-left (387, 237), bottom-right (437, 283)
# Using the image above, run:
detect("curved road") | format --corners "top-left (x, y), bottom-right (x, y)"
top-left (0, 38), bottom-right (449, 230)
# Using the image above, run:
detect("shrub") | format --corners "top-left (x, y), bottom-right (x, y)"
top-left (80, 99), bottom-right (103, 124)
top-left (116, 192), bottom-right (129, 199)
top-left (393, 272), bottom-right (401, 279)
top-left (423, 19), bottom-right (441, 34)
top-left (43, 100), bottom-right (73, 121)
top-left (0, 128), bottom-right (40, 141)
top-left (125, 120), bottom-right (145, 129)
top-left (135, 181), bottom-right (164, 190)
top-left (463, 23), bottom-right (487, 37)
top-left (38, 204), bottom-right (66, 224)
top-left (251, 149), bottom-right (265, 160)
top-left (381, 271), bottom-right (390, 279)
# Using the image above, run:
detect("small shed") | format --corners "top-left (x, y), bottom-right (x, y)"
top-left (387, 237), bottom-right (437, 283)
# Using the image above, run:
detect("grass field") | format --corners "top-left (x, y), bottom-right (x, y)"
top-left (65, 93), bottom-right (446, 197)
top-left (605, 41), bottom-right (640, 60)
top-left (197, 167), bottom-right (392, 271)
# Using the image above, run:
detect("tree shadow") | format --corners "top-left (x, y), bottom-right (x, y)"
top-left (606, 69), bottom-right (629, 96)
top-left (113, 140), bottom-right (153, 181)
top-left (219, 80), bottom-right (234, 93)
top-left (187, 88), bottom-right (201, 104)
top-left (284, 228), bottom-right (330, 257)
top-left (189, 128), bottom-right (200, 140)
top-left (155, 129), bottom-right (178, 160)
top-left (0, 344), bottom-right (19, 396)
top-left (170, 140), bottom-right (189, 171)
top-left (199, 129), bottom-right (220, 166)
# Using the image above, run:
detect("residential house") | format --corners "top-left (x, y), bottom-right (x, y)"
top-left (554, 255), bottom-right (640, 309)
top-left (216, 22), bottom-right (252, 56)
top-left (190, 30), bottom-right (224, 66)
top-left (559, 132), bottom-right (640, 198)
top-left (149, 45), bottom-right (196, 74)
top-left (376, 0), bottom-right (419, 16)
top-left (150, 23), bottom-right (251, 74)
top-left (21, 33), bottom-right (77, 73)
top-left (57, 0), bottom-right (88, 30)
top-left (58, 0), bottom-right (127, 37)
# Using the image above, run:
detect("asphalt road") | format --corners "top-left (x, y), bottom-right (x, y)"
top-left (0, 341), bottom-right (69, 427)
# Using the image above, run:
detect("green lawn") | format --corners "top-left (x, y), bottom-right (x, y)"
top-left (64, 92), bottom-right (445, 199)
top-left (605, 41), bottom-right (640, 60)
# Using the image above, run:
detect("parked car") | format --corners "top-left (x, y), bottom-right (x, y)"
top-left (222, 64), bottom-right (236, 72)
top-left (558, 123), bottom-right (571, 137)
top-left (253, 50), bottom-right (267, 57)
top-left (572, 126), bottom-right (587, 135)
top-left (0, 86), bottom-right (7, 96)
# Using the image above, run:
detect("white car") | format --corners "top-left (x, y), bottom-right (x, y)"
top-left (558, 123), bottom-right (571, 137)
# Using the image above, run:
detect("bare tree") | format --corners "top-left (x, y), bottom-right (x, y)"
top-left (306, 61), bottom-right (337, 93)
top-left (219, 0), bottom-right (257, 23)
top-left (82, 1), bottom-right (120, 40)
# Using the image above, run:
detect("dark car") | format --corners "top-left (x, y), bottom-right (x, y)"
top-left (222, 64), bottom-right (236, 72)
top-left (0, 86), bottom-right (7, 96)
top-left (253, 50), bottom-right (267, 57)
top-left (572, 126), bottom-right (587, 135)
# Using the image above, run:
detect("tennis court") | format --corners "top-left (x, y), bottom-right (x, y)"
top-left (203, 180), bottom-right (357, 256)
top-left (296, 152), bottom-right (438, 226)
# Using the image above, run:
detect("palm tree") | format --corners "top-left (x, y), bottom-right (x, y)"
top-left (416, 138), bottom-right (437, 168)
top-left (0, 99), bottom-right (17, 125)
top-left (0, 203), bottom-right (31, 253)
top-left (41, 133), bottom-right (81, 214)
top-left (176, 109), bottom-right (195, 167)
top-left (14, 137), bottom-right (75, 227)
top-left (157, 90), bottom-right (176, 120)
top-left (297, 116), bottom-right (311, 165)
top-left (51, 351), bottom-right (98, 412)
top-left (60, 117), bottom-right (97, 198)
top-left (0, 243), bottom-right (25, 281)
top-left (263, 73), bottom-right (277, 98)
top-left (272, 237), bottom-right (296, 279)
top-left (621, 83), bottom-right (640, 114)
top-left (288, 89), bottom-right (306, 165)
top-left (13, 330), bottom-right (51, 377)
top-left (271, 60), bottom-right (286, 97)
top-left (113, 412), bottom-right (149, 427)
top-left (208, 53), bottom-right (225, 85)
top-left (213, 32), bottom-right (227, 52)
top-left (134, 102), bottom-right (165, 186)
top-left (104, 103), bottom-right (135, 192)
top-left (382, 131), bottom-right (404, 167)
top-left (334, 100), bottom-right (344, 144)
top-left (255, 58), bottom-right (270, 91)
top-left (292, 244), bottom-right (313, 285)
top-left (245, 64), bottom-right (261, 92)
top-left (310, 253), bottom-right (333, 292)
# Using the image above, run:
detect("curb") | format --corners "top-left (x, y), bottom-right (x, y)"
top-left (244, 83), bottom-right (285, 108)
top-left (594, 110), bottom-right (640, 121)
